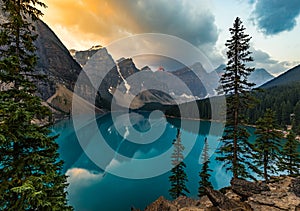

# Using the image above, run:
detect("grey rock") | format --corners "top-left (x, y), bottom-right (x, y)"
top-left (143, 196), bottom-right (177, 211)
top-left (231, 178), bottom-right (270, 200)
top-left (289, 177), bottom-right (300, 197)
top-left (205, 187), bottom-right (252, 210)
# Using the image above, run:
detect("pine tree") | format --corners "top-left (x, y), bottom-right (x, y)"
top-left (293, 101), bottom-right (300, 134)
top-left (281, 101), bottom-right (292, 126)
top-left (253, 109), bottom-right (283, 182)
top-left (169, 128), bottom-right (189, 199)
top-left (198, 137), bottom-right (213, 198)
top-left (217, 17), bottom-right (256, 180)
top-left (0, 0), bottom-right (71, 209)
top-left (279, 131), bottom-right (300, 176)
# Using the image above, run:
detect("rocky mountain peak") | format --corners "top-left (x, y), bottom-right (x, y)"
top-left (89, 45), bottom-right (103, 50)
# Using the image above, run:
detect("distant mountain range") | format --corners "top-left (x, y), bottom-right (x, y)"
top-left (215, 64), bottom-right (274, 87)
top-left (249, 68), bottom-right (274, 87)
top-left (60, 44), bottom-right (300, 117)
top-left (261, 64), bottom-right (300, 88)
top-left (71, 47), bottom-right (223, 110)
top-left (70, 48), bottom-right (281, 111)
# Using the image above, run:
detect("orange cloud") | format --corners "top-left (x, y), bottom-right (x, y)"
top-left (41, 0), bottom-right (218, 51)
top-left (42, 0), bottom-right (140, 48)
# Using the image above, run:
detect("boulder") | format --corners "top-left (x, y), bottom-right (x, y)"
top-left (143, 196), bottom-right (177, 211)
top-left (174, 196), bottom-right (200, 208)
top-left (205, 187), bottom-right (252, 211)
top-left (247, 177), bottom-right (300, 210)
top-left (143, 177), bottom-right (300, 211)
top-left (231, 178), bottom-right (270, 200)
top-left (289, 177), bottom-right (300, 197)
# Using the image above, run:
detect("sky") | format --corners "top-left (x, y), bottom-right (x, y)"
top-left (41, 0), bottom-right (300, 75)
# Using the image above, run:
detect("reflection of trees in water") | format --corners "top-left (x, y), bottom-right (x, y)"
top-left (57, 113), bottom-right (224, 178)
top-left (167, 118), bottom-right (211, 135)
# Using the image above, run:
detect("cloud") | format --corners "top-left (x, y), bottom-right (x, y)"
top-left (66, 168), bottom-right (103, 187)
top-left (251, 48), bottom-right (277, 64)
top-left (42, 0), bottom-right (219, 49)
top-left (250, 47), bottom-right (298, 75)
top-left (251, 0), bottom-right (300, 35)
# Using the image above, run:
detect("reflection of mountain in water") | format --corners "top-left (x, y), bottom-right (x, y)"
top-left (53, 112), bottom-right (226, 174)
top-left (53, 113), bottom-right (236, 210)
top-left (133, 118), bottom-right (151, 132)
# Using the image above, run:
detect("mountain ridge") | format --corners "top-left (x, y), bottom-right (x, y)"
top-left (215, 64), bottom-right (274, 87)
top-left (261, 64), bottom-right (300, 88)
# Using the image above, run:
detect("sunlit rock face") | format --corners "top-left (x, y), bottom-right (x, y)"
top-left (71, 47), bottom-right (215, 111)
top-left (0, 6), bottom-right (99, 118)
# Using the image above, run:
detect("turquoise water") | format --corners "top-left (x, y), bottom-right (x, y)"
top-left (51, 112), bottom-right (256, 211)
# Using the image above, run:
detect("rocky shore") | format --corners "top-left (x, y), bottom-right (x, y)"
top-left (132, 176), bottom-right (300, 211)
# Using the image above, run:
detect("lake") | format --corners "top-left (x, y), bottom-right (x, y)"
top-left (51, 112), bottom-right (256, 211)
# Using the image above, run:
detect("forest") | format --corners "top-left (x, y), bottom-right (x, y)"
top-left (165, 82), bottom-right (300, 135)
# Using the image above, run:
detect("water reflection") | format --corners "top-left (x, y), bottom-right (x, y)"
top-left (51, 112), bottom-right (233, 211)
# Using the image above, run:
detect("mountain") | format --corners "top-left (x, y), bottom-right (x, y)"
top-left (172, 63), bottom-right (209, 98)
top-left (34, 20), bottom-right (83, 100)
top-left (34, 20), bottom-right (100, 117)
top-left (71, 48), bottom-right (164, 109)
top-left (215, 64), bottom-right (274, 87)
top-left (261, 64), bottom-right (300, 88)
top-left (249, 68), bottom-right (274, 87)
top-left (71, 48), bottom-right (215, 110)
top-left (215, 64), bottom-right (226, 75)
top-left (0, 2), bottom-right (79, 101)
top-left (0, 6), bottom-right (99, 118)
top-left (70, 45), bottom-right (102, 67)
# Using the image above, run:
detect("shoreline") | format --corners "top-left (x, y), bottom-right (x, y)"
top-left (60, 109), bottom-right (300, 141)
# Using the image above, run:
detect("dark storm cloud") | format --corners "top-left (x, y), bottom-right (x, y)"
top-left (128, 0), bottom-right (219, 46)
top-left (252, 0), bottom-right (300, 35)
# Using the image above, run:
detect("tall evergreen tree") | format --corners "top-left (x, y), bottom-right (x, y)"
top-left (169, 128), bottom-right (189, 199)
top-left (253, 109), bottom-right (283, 182)
top-left (217, 17), bottom-right (256, 179)
top-left (0, 0), bottom-right (71, 209)
top-left (198, 137), bottom-right (213, 198)
top-left (279, 131), bottom-right (300, 176)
